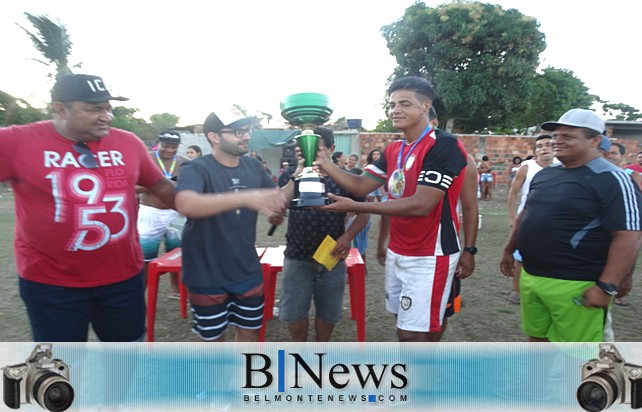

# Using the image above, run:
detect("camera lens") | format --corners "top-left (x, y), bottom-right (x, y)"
top-left (577, 373), bottom-right (618, 412)
top-left (33, 372), bottom-right (74, 412)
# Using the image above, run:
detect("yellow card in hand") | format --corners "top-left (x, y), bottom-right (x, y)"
top-left (313, 235), bottom-right (340, 271)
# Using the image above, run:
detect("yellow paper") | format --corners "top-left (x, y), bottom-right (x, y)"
top-left (312, 235), bottom-right (340, 271)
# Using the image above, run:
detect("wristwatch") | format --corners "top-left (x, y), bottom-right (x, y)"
top-left (596, 280), bottom-right (618, 296)
top-left (463, 246), bottom-right (478, 255)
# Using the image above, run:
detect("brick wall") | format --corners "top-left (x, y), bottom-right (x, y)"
top-left (357, 133), bottom-right (641, 186)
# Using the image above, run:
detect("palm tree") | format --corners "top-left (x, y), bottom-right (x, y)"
top-left (16, 13), bottom-right (79, 80)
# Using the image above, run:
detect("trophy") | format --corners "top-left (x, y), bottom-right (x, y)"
top-left (281, 92), bottom-right (333, 208)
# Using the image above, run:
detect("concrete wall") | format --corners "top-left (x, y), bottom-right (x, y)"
top-left (174, 131), bottom-right (641, 186)
top-left (357, 133), bottom-right (642, 186)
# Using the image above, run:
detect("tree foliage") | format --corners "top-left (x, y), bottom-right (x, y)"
top-left (110, 107), bottom-right (155, 143)
top-left (382, 2), bottom-right (546, 133)
top-left (16, 13), bottom-right (79, 79)
top-left (601, 102), bottom-right (642, 121)
top-left (516, 67), bottom-right (595, 133)
top-left (149, 112), bottom-right (180, 134)
top-left (0, 90), bottom-right (48, 126)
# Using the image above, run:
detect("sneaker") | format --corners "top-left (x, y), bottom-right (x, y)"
top-left (614, 298), bottom-right (630, 307)
top-left (508, 291), bottom-right (520, 305)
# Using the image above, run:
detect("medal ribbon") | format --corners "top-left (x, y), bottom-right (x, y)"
top-left (155, 150), bottom-right (176, 178)
top-left (396, 125), bottom-right (433, 171)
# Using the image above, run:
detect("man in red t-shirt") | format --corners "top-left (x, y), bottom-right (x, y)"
top-left (0, 73), bottom-right (176, 342)
top-left (316, 76), bottom-right (469, 342)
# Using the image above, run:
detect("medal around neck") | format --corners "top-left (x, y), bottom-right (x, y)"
top-left (281, 93), bottom-right (333, 208)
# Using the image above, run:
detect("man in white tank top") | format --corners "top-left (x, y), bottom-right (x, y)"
top-left (505, 134), bottom-right (553, 304)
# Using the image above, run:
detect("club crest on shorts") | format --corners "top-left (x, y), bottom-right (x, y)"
top-left (400, 295), bottom-right (412, 310)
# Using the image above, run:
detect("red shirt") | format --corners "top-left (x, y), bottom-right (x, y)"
top-left (365, 129), bottom-right (468, 256)
top-left (625, 164), bottom-right (642, 173)
top-left (0, 121), bottom-right (164, 287)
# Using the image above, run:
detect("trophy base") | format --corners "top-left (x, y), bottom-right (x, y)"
top-left (290, 196), bottom-right (331, 208)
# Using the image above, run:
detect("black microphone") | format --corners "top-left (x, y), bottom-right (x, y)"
top-left (267, 225), bottom-right (277, 236)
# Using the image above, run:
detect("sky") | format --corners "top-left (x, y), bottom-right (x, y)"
top-left (1, 0), bottom-right (640, 130)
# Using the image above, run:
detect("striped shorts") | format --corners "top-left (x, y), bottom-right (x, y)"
top-left (188, 277), bottom-right (264, 341)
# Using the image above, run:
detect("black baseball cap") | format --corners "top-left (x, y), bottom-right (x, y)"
top-left (51, 74), bottom-right (129, 103)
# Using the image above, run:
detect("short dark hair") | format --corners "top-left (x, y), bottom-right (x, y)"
top-left (388, 76), bottom-right (435, 102)
top-left (332, 151), bottom-right (344, 164)
top-left (534, 134), bottom-right (552, 150)
top-left (349, 154), bottom-right (359, 161)
top-left (187, 145), bottom-right (202, 155)
top-left (313, 126), bottom-right (334, 148)
top-left (611, 142), bottom-right (625, 155)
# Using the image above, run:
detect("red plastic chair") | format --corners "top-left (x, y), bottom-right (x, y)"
top-left (146, 248), bottom-right (187, 342)
top-left (258, 246), bottom-right (366, 342)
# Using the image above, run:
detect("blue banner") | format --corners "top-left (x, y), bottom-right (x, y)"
top-left (2, 342), bottom-right (640, 412)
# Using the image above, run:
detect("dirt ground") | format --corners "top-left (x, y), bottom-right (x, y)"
top-left (0, 185), bottom-right (640, 342)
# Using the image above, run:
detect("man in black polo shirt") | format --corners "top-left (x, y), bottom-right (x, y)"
top-left (500, 108), bottom-right (642, 342)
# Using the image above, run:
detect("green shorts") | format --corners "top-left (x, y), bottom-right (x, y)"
top-left (520, 269), bottom-right (608, 342)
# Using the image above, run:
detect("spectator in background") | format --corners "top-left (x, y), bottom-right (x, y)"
top-left (347, 154), bottom-right (362, 175)
top-left (250, 150), bottom-right (263, 162)
top-left (332, 151), bottom-right (348, 170)
top-left (505, 134), bottom-right (553, 305)
top-left (610, 142), bottom-right (642, 189)
top-left (607, 140), bottom-right (640, 307)
top-left (366, 149), bottom-right (384, 202)
top-left (186, 145), bottom-right (202, 159)
top-left (625, 151), bottom-right (642, 173)
top-left (478, 155), bottom-right (494, 201)
top-left (505, 156), bottom-right (523, 187)
top-left (137, 130), bottom-right (189, 299)
top-left (277, 161), bottom-right (289, 177)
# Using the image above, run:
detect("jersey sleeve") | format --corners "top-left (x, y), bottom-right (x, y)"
top-left (364, 151), bottom-right (388, 183)
top-left (600, 170), bottom-right (642, 231)
top-left (417, 136), bottom-right (467, 191)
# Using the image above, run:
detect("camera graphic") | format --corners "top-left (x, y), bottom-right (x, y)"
top-left (577, 343), bottom-right (642, 411)
top-left (3, 343), bottom-right (74, 412)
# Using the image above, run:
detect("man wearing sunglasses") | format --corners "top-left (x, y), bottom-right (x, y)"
top-left (0, 73), bottom-right (176, 342)
top-left (175, 107), bottom-right (288, 342)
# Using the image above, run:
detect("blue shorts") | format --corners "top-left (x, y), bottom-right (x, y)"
top-left (480, 173), bottom-right (494, 183)
top-left (189, 276), bottom-right (264, 341)
top-left (19, 272), bottom-right (146, 342)
top-left (279, 258), bottom-right (346, 324)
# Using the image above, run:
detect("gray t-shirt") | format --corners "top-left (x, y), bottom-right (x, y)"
top-left (176, 155), bottom-right (274, 290)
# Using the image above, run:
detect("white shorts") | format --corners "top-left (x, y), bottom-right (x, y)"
top-left (137, 204), bottom-right (181, 238)
top-left (385, 249), bottom-right (459, 333)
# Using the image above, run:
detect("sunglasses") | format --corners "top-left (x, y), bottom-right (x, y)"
top-left (220, 128), bottom-right (253, 138)
top-left (73, 141), bottom-right (98, 169)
